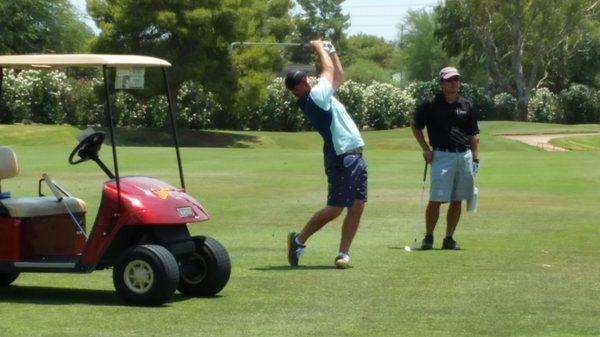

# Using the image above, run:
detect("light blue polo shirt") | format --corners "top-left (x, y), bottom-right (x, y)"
top-left (297, 78), bottom-right (364, 163)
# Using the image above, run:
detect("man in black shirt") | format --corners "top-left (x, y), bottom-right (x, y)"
top-left (411, 66), bottom-right (479, 250)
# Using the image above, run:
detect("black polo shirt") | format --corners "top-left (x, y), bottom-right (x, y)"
top-left (412, 93), bottom-right (479, 150)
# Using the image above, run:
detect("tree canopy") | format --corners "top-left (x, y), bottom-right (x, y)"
top-left (345, 34), bottom-right (394, 69)
top-left (395, 9), bottom-right (450, 82)
top-left (435, 0), bottom-right (600, 119)
top-left (290, 0), bottom-right (350, 63)
top-left (0, 0), bottom-right (93, 54)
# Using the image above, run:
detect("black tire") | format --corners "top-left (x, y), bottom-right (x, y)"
top-left (113, 244), bottom-right (180, 306)
top-left (178, 236), bottom-right (231, 297)
top-left (0, 272), bottom-right (19, 286)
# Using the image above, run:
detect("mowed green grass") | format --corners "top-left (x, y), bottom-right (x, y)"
top-left (1, 122), bottom-right (599, 337)
top-left (551, 135), bottom-right (600, 151)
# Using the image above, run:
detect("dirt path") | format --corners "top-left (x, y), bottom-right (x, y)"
top-left (502, 133), bottom-right (599, 151)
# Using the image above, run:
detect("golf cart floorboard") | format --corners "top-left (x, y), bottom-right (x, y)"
top-left (0, 255), bottom-right (90, 273)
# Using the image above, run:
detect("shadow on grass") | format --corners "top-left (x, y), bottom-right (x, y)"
top-left (85, 127), bottom-right (261, 148)
top-left (0, 285), bottom-right (196, 307)
top-left (251, 265), bottom-right (337, 271)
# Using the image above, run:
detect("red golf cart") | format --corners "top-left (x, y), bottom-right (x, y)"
top-left (0, 54), bottom-right (230, 305)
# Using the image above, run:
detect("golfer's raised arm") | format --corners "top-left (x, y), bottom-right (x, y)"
top-left (330, 51), bottom-right (344, 90)
top-left (310, 40), bottom-right (334, 86)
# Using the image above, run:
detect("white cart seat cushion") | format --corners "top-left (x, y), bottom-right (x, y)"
top-left (0, 147), bottom-right (19, 179)
top-left (0, 196), bottom-right (86, 218)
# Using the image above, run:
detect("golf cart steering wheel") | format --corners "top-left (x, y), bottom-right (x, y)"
top-left (69, 131), bottom-right (106, 165)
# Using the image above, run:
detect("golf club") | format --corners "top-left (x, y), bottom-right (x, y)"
top-left (228, 41), bottom-right (310, 54)
top-left (404, 162), bottom-right (428, 252)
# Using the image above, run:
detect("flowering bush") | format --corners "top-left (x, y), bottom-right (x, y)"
top-left (62, 77), bottom-right (104, 126)
top-left (558, 84), bottom-right (599, 123)
top-left (336, 80), bottom-right (366, 128)
top-left (112, 91), bottom-right (169, 128)
top-left (1, 70), bottom-right (32, 123)
top-left (406, 80), bottom-right (439, 106)
top-left (459, 83), bottom-right (493, 120)
top-left (177, 81), bottom-right (222, 129)
top-left (1, 70), bottom-right (70, 124)
top-left (492, 93), bottom-right (517, 120)
top-left (252, 77), bottom-right (307, 131)
top-left (527, 88), bottom-right (559, 122)
top-left (364, 82), bottom-right (414, 129)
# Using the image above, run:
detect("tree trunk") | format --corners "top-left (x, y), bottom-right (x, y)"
top-left (511, 0), bottom-right (529, 121)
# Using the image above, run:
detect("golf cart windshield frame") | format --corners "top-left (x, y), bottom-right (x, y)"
top-left (0, 54), bottom-right (186, 209)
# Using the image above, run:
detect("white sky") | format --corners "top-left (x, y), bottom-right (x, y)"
top-left (69, 0), bottom-right (439, 42)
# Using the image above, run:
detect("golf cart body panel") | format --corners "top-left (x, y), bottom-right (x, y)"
top-left (102, 177), bottom-right (209, 225)
top-left (78, 177), bottom-right (208, 265)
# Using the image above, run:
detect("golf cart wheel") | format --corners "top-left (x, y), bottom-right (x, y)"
top-left (178, 236), bottom-right (231, 297)
top-left (0, 272), bottom-right (19, 286)
top-left (113, 245), bottom-right (180, 306)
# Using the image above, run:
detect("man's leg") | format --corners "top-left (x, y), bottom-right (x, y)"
top-left (421, 201), bottom-right (441, 249)
top-left (425, 201), bottom-right (442, 235)
top-left (339, 200), bottom-right (365, 253)
top-left (442, 200), bottom-right (462, 250)
top-left (446, 200), bottom-right (461, 237)
top-left (298, 206), bottom-right (343, 244)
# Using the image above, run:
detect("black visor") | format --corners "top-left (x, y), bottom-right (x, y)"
top-left (285, 70), bottom-right (306, 90)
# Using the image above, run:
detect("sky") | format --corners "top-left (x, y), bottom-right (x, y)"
top-left (68, 0), bottom-right (439, 42)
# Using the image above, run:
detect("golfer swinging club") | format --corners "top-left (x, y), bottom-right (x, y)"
top-left (285, 39), bottom-right (367, 269)
top-left (411, 67), bottom-right (479, 250)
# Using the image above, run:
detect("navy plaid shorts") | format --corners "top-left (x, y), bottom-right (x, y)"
top-left (325, 153), bottom-right (368, 207)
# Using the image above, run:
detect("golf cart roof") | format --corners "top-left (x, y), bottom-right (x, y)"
top-left (0, 54), bottom-right (171, 69)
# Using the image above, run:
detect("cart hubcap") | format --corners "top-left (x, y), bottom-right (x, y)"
top-left (182, 253), bottom-right (207, 285)
top-left (124, 260), bottom-right (154, 294)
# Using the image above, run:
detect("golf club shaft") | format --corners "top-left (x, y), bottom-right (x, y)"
top-left (43, 174), bottom-right (88, 239)
top-left (228, 41), bottom-right (309, 53)
top-left (413, 162), bottom-right (428, 245)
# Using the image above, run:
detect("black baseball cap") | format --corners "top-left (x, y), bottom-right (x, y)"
top-left (285, 70), bottom-right (306, 90)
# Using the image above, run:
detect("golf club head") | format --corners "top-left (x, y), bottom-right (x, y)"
top-left (228, 42), bottom-right (241, 54)
top-left (325, 28), bottom-right (335, 39)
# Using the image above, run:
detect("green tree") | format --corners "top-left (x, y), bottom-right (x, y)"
top-left (291, 0), bottom-right (350, 63)
top-left (345, 59), bottom-right (392, 84)
top-left (345, 34), bottom-right (394, 69)
top-left (0, 0), bottom-right (93, 54)
top-left (88, 0), bottom-right (241, 96)
top-left (395, 9), bottom-right (451, 83)
top-left (88, 0), bottom-right (293, 128)
top-left (229, 0), bottom-right (295, 128)
top-left (436, 0), bottom-right (600, 120)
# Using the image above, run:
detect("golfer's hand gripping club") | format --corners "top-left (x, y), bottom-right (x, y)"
top-left (422, 149), bottom-right (433, 163)
top-left (472, 161), bottom-right (479, 174)
top-left (322, 41), bottom-right (336, 54)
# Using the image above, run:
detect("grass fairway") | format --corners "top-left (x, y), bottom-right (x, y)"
top-left (0, 122), bottom-right (599, 337)
top-left (551, 135), bottom-right (600, 151)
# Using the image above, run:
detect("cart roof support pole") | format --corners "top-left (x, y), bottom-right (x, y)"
top-left (162, 67), bottom-right (186, 191)
top-left (102, 65), bottom-right (122, 211)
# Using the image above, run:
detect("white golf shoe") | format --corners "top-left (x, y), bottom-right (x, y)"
top-left (334, 253), bottom-right (350, 269)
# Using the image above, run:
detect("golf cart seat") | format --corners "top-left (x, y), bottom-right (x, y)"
top-left (0, 146), bottom-right (86, 218)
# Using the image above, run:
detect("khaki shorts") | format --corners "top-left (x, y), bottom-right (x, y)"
top-left (429, 150), bottom-right (475, 202)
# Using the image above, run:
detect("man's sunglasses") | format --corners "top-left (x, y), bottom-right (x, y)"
top-left (443, 76), bottom-right (460, 82)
